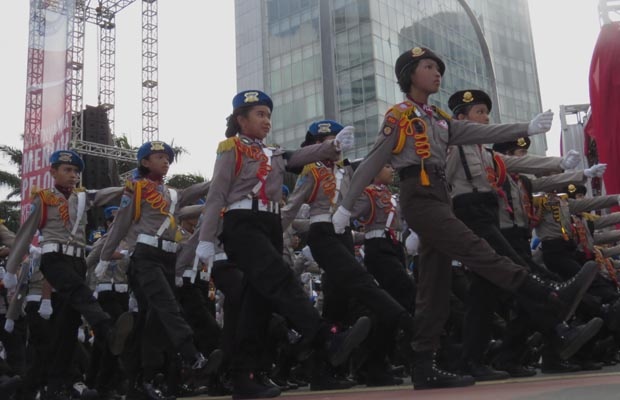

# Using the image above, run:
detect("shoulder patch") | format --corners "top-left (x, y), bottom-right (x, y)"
top-left (300, 163), bottom-right (318, 177)
top-left (216, 137), bottom-right (238, 154)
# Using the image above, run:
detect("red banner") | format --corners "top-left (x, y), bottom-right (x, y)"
top-left (585, 22), bottom-right (620, 197)
top-left (21, 1), bottom-right (73, 222)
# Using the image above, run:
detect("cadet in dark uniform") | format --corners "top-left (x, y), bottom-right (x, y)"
top-left (332, 48), bottom-right (601, 390)
top-left (197, 91), bottom-right (370, 399)
top-left (4, 150), bottom-right (127, 399)
top-left (281, 121), bottom-right (412, 388)
top-left (96, 141), bottom-right (222, 398)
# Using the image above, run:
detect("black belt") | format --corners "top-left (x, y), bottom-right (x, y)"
top-left (399, 164), bottom-right (446, 182)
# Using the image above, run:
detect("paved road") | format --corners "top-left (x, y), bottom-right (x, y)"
top-left (193, 364), bottom-right (620, 400)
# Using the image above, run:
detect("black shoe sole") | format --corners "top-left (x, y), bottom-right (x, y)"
top-left (203, 349), bottom-right (224, 374)
top-left (561, 261), bottom-right (598, 321)
top-left (232, 386), bottom-right (281, 399)
top-left (329, 316), bottom-right (371, 366)
top-left (557, 317), bottom-right (604, 360)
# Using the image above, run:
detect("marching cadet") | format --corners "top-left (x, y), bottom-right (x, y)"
top-left (444, 89), bottom-right (593, 381)
top-left (197, 90), bottom-right (371, 399)
top-left (3, 150), bottom-right (128, 399)
top-left (281, 121), bottom-right (412, 389)
top-left (173, 204), bottom-right (223, 396)
top-left (95, 141), bottom-right (220, 399)
top-left (351, 163), bottom-right (415, 316)
top-left (332, 47), bottom-right (601, 390)
top-left (84, 205), bottom-right (131, 398)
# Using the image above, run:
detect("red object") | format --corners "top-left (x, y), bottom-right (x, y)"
top-left (586, 22), bottom-right (620, 197)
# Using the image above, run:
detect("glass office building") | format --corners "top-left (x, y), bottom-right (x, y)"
top-left (235, 0), bottom-right (546, 156)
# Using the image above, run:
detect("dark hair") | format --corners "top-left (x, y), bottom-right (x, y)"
top-left (453, 104), bottom-right (474, 119)
top-left (397, 60), bottom-right (420, 93)
top-left (137, 164), bottom-right (150, 177)
top-left (225, 105), bottom-right (254, 138)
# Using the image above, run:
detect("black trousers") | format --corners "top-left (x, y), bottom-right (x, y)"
top-left (86, 290), bottom-right (128, 391)
top-left (128, 244), bottom-right (196, 362)
top-left (363, 237), bottom-right (416, 316)
top-left (307, 222), bottom-right (407, 328)
top-left (176, 278), bottom-right (221, 357)
top-left (22, 301), bottom-right (52, 394)
top-left (221, 210), bottom-right (324, 368)
top-left (40, 252), bottom-right (111, 389)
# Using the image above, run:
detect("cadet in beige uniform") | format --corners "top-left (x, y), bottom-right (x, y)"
top-left (197, 90), bottom-right (370, 399)
top-left (96, 141), bottom-right (220, 398)
top-left (332, 48), bottom-right (601, 390)
top-left (3, 150), bottom-right (125, 398)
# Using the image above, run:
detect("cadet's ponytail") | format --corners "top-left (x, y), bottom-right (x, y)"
top-left (225, 106), bottom-right (253, 138)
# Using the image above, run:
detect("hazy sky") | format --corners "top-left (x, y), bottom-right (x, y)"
top-left (0, 1), bottom-right (605, 185)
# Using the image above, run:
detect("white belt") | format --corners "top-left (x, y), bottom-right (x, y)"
top-left (227, 198), bottom-right (280, 213)
top-left (96, 283), bottom-right (113, 292)
top-left (310, 214), bottom-right (332, 224)
top-left (41, 242), bottom-right (84, 258)
top-left (136, 233), bottom-right (178, 253)
top-left (365, 229), bottom-right (402, 242)
top-left (182, 269), bottom-right (195, 278)
top-left (214, 253), bottom-right (228, 261)
top-left (26, 294), bottom-right (42, 303)
top-left (114, 284), bottom-right (128, 293)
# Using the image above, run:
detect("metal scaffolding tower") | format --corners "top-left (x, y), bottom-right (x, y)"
top-left (142, 0), bottom-right (159, 143)
top-left (26, 0), bottom-right (158, 164)
top-left (599, 0), bottom-right (620, 24)
top-left (23, 0), bottom-right (46, 150)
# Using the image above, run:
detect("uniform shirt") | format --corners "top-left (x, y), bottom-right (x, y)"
top-left (446, 144), bottom-right (565, 198)
top-left (86, 235), bottom-right (129, 285)
top-left (534, 194), bottom-right (619, 242)
top-left (200, 135), bottom-right (341, 244)
top-left (340, 100), bottom-right (528, 211)
top-left (100, 178), bottom-right (209, 261)
top-left (499, 171), bottom-right (586, 230)
top-left (280, 161), bottom-right (353, 230)
top-left (350, 184), bottom-right (403, 234)
top-left (5, 186), bottom-right (123, 274)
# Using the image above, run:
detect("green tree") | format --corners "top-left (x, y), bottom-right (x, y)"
top-left (167, 173), bottom-right (206, 189)
top-left (0, 145), bottom-right (23, 232)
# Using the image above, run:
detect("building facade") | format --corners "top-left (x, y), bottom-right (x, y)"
top-left (235, 0), bottom-right (546, 156)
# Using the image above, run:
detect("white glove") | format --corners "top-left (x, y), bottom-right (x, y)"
top-left (95, 260), bottom-right (110, 279)
top-left (2, 272), bottom-right (18, 290)
top-left (527, 110), bottom-right (554, 136)
top-left (331, 206), bottom-right (351, 234)
top-left (38, 299), bottom-right (53, 320)
top-left (119, 249), bottom-right (129, 260)
top-left (301, 245), bottom-right (315, 262)
top-left (335, 126), bottom-right (355, 152)
top-left (128, 293), bottom-right (139, 312)
top-left (196, 241), bottom-right (215, 265)
top-left (405, 230), bottom-right (420, 256)
top-left (560, 150), bottom-right (581, 170)
top-left (29, 245), bottom-right (42, 256)
top-left (77, 327), bottom-right (86, 343)
top-left (584, 163), bottom-right (607, 178)
top-left (4, 319), bottom-right (14, 333)
top-left (175, 276), bottom-right (184, 288)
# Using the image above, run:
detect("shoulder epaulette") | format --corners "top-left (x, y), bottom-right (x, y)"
top-left (30, 186), bottom-right (44, 199)
top-left (300, 163), bottom-right (318, 177)
top-left (581, 212), bottom-right (601, 222)
top-left (216, 137), bottom-right (238, 154)
top-left (433, 106), bottom-right (452, 121)
top-left (386, 100), bottom-right (414, 120)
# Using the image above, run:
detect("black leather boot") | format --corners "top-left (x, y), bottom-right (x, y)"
top-left (517, 261), bottom-right (598, 321)
top-left (413, 351), bottom-right (475, 390)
